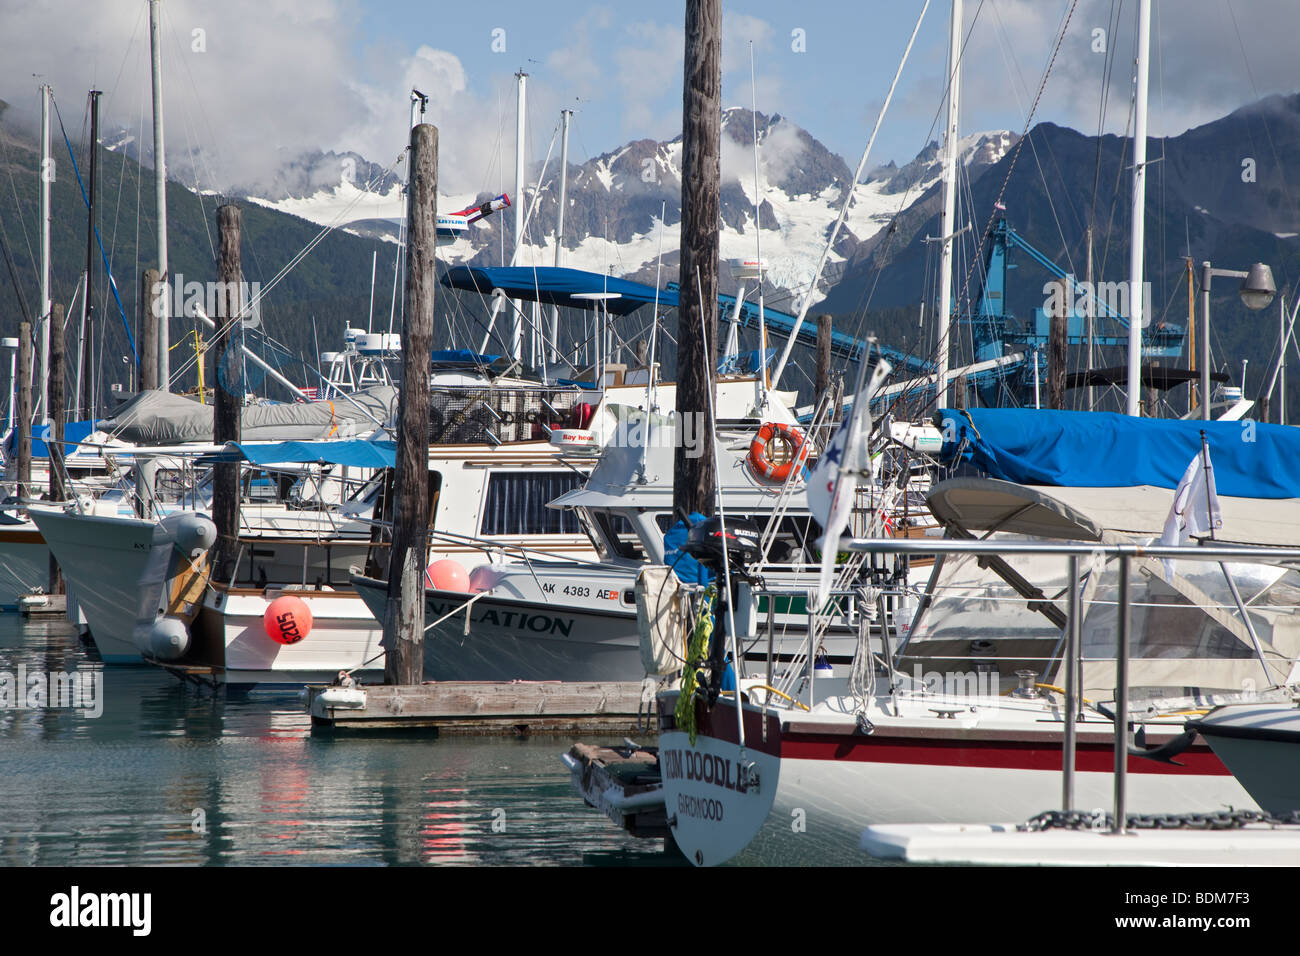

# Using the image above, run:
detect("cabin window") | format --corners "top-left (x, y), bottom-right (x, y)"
top-left (479, 471), bottom-right (584, 536)
top-left (591, 511), bottom-right (647, 560)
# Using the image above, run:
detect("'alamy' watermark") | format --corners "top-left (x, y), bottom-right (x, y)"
top-left (150, 273), bottom-right (261, 329)
top-left (912, 665), bottom-right (999, 701)
top-left (50, 886), bottom-right (150, 936)
top-left (0, 665), bottom-right (103, 718)
top-left (607, 408), bottom-right (708, 459)
top-left (1042, 280), bottom-right (1153, 327)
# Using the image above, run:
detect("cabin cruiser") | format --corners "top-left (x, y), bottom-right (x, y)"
top-left (349, 400), bottom-right (933, 683)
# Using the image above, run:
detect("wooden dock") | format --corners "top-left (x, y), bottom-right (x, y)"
top-left (20, 593), bottom-right (67, 618)
top-left (307, 680), bottom-right (657, 734)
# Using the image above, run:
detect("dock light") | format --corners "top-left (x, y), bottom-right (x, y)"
top-left (1239, 263), bottom-right (1276, 311)
top-left (1199, 259), bottom-right (1277, 420)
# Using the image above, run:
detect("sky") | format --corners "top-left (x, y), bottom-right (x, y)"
top-left (1, 0), bottom-right (1298, 197)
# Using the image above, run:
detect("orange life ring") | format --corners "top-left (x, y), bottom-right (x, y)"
top-left (747, 422), bottom-right (809, 482)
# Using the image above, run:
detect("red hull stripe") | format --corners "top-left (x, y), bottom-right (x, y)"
top-left (779, 733), bottom-right (1232, 776)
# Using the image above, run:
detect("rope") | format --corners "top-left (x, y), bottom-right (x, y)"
top-left (952, 0), bottom-right (1080, 337)
top-left (675, 583), bottom-right (716, 746)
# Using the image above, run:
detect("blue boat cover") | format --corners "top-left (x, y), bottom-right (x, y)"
top-left (937, 407), bottom-right (1300, 499)
top-left (201, 439), bottom-right (396, 469)
top-left (719, 348), bottom-right (775, 375)
top-left (5, 419), bottom-right (99, 459)
top-left (442, 265), bottom-right (677, 316)
top-left (663, 512), bottom-right (713, 586)
top-left (431, 349), bottom-right (503, 366)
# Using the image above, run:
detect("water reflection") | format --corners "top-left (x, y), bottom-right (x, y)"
top-left (0, 616), bottom-right (668, 866)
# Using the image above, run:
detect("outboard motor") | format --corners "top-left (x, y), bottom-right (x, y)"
top-left (132, 512), bottom-right (218, 661)
top-left (680, 515), bottom-right (763, 704)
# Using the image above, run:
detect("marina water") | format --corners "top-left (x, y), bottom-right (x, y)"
top-left (0, 616), bottom-right (675, 866)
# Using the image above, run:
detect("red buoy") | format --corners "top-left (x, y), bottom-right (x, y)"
top-left (265, 595), bottom-right (313, 645)
top-left (425, 559), bottom-right (470, 592)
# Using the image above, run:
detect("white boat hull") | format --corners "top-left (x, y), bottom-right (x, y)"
top-left (657, 691), bottom-right (1256, 866)
top-left (189, 587), bottom-right (385, 686)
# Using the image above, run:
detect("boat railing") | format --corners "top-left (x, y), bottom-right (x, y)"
top-left (843, 536), bottom-right (1300, 833)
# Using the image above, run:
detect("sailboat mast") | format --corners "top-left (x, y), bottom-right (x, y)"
top-left (934, 0), bottom-right (962, 411)
top-left (150, 0), bottom-right (170, 390)
top-left (511, 70), bottom-right (527, 363)
top-left (750, 45), bottom-right (768, 404)
top-left (1126, 0), bottom-right (1151, 416)
top-left (82, 90), bottom-right (100, 420)
top-left (38, 84), bottom-right (51, 425)
top-left (551, 107), bottom-right (572, 366)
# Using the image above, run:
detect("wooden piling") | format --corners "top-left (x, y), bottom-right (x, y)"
top-left (48, 303), bottom-right (65, 592)
top-left (212, 204), bottom-right (242, 579)
top-left (16, 322), bottom-right (31, 501)
top-left (673, 0), bottom-right (722, 519)
top-left (140, 268), bottom-right (160, 391)
top-left (47, 303), bottom-right (64, 501)
top-left (815, 314), bottom-right (832, 397)
top-left (383, 123), bottom-right (437, 686)
top-left (1049, 277), bottom-right (1068, 410)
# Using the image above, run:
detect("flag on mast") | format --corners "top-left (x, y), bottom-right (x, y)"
top-left (807, 358), bottom-right (892, 606)
top-left (1159, 438), bottom-right (1222, 578)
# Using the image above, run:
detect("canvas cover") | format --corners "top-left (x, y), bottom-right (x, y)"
top-left (937, 407), bottom-right (1300, 499)
top-left (99, 386), bottom-right (396, 446)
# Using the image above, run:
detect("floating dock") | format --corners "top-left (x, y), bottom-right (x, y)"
top-left (862, 820), bottom-right (1300, 865)
top-left (307, 680), bottom-right (656, 734)
top-left (19, 593), bottom-right (66, 618)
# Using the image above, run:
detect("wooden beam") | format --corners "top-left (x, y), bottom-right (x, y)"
top-left (140, 268), bottom-right (160, 391)
top-left (815, 314), bottom-right (832, 397)
top-left (673, 0), bottom-right (722, 519)
top-left (48, 303), bottom-right (65, 593)
top-left (1049, 277), bottom-right (1067, 409)
top-left (213, 204), bottom-right (242, 580)
top-left (383, 123), bottom-right (437, 686)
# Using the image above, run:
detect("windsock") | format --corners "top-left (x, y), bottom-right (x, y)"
top-left (451, 193), bottom-right (511, 224)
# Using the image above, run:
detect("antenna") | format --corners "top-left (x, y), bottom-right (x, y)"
top-left (410, 89), bottom-right (429, 119)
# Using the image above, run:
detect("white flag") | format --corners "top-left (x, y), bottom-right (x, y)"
top-left (807, 360), bottom-right (892, 606)
top-left (1160, 445), bottom-right (1222, 578)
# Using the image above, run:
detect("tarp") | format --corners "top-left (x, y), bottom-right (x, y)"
top-left (926, 477), bottom-right (1300, 547)
top-left (431, 349), bottom-right (503, 366)
top-left (99, 386), bottom-right (397, 446)
top-left (442, 265), bottom-right (675, 316)
top-left (6, 419), bottom-right (99, 459)
top-left (937, 407), bottom-right (1300, 499)
top-left (719, 348), bottom-right (775, 375)
top-left (663, 512), bottom-right (713, 586)
top-left (200, 439), bottom-right (396, 468)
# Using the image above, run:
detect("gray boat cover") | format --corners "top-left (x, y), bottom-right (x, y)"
top-left (99, 386), bottom-right (397, 445)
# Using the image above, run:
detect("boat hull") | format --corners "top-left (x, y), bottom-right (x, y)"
top-left (187, 587), bottom-right (385, 686)
top-left (352, 573), bottom-right (640, 682)
top-left (657, 692), bottom-right (1256, 866)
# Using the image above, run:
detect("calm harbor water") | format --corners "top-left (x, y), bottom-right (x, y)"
top-left (0, 615), bottom-right (676, 866)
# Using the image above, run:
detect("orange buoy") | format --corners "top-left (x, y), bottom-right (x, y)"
top-left (425, 558), bottom-right (471, 592)
top-left (747, 422), bottom-right (810, 483)
top-left (264, 595), bottom-right (313, 645)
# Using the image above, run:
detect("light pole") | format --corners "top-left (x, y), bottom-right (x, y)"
top-left (1199, 261), bottom-right (1276, 421)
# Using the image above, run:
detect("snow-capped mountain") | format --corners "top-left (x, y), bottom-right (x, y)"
top-left (235, 110), bottom-right (1016, 305)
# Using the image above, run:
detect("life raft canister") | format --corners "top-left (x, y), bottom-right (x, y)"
top-left (747, 422), bottom-right (809, 482)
